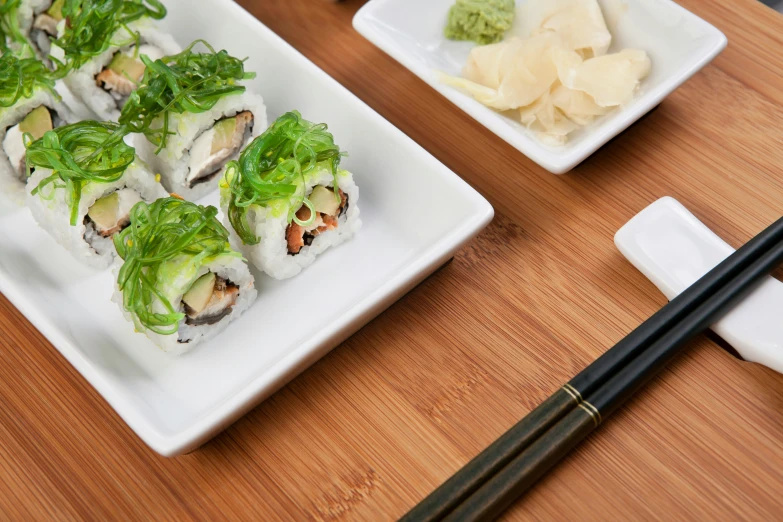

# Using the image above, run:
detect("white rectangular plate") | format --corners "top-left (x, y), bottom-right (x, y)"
top-left (353, 0), bottom-right (727, 174)
top-left (0, 0), bottom-right (493, 456)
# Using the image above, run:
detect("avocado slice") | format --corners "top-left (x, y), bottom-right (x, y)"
top-left (309, 185), bottom-right (340, 216)
top-left (183, 272), bottom-right (216, 314)
top-left (108, 53), bottom-right (146, 82)
top-left (19, 106), bottom-right (53, 141)
top-left (47, 0), bottom-right (65, 21)
top-left (87, 192), bottom-right (120, 232)
top-left (210, 117), bottom-right (237, 154)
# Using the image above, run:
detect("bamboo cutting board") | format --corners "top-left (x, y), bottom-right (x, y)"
top-left (3, 0), bottom-right (783, 519)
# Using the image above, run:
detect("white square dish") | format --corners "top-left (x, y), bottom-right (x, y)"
top-left (353, 0), bottom-right (727, 174)
top-left (0, 0), bottom-right (493, 456)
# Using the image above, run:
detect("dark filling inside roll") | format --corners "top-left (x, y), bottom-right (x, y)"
top-left (286, 186), bottom-right (349, 256)
top-left (186, 111), bottom-right (255, 188)
top-left (182, 274), bottom-right (240, 327)
top-left (96, 52), bottom-right (145, 108)
top-left (2, 106), bottom-right (59, 181)
top-left (83, 189), bottom-right (143, 253)
top-left (96, 44), bottom-right (164, 110)
top-left (30, 0), bottom-right (62, 58)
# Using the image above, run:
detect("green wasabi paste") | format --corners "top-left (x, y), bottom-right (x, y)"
top-left (444, 0), bottom-right (515, 45)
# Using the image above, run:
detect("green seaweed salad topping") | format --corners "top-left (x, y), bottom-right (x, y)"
top-left (0, 0), bottom-right (26, 53)
top-left (119, 40), bottom-right (255, 152)
top-left (114, 197), bottom-right (238, 335)
top-left (0, 54), bottom-right (59, 107)
top-left (53, 0), bottom-right (166, 69)
top-left (26, 121), bottom-right (136, 225)
top-left (222, 111), bottom-right (344, 246)
top-left (17, 35), bottom-right (258, 233)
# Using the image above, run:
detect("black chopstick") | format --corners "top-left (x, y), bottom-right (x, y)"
top-left (442, 238), bottom-right (783, 521)
top-left (402, 215), bottom-right (783, 522)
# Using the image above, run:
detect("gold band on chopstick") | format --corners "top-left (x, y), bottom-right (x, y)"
top-left (579, 402), bottom-right (602, 427)
top-left (562, 383), bottom-right (582, 403)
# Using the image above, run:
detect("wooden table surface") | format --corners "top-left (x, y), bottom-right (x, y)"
top-left (3, 0), bottom-right (783, 519)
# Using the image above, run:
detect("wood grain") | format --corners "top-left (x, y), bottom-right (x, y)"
top-left (3, 0), bottom-right (783, 519)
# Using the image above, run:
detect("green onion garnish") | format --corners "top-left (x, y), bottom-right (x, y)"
top-left (26, 121), bottom-right (136, 226)
top-left (53, 0), bottom-right (166, 70)
top-left (222, 111), bottom-right (343, 245)
top-left (119, 39), bottom-right (256, 152)
top-left (0, 54), bottom-right (59, 107)
top-left (114, 197), bottom-right (238, 335)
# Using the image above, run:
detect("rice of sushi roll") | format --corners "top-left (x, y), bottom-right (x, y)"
top-left (220, 111), bottom-right (361, 280)
top-left (0, 0), bottom-right (60, 60)
top-left (112, 196), bottom-right (257, 355)
top-left (133, 95), bottom-right (266, 201)
top-left (25, 121), bottom-right (168, 269)
top-left (0, 54), bottom-right (74, 203)
top-left (25, 0), bottom-right (62, 58)
top-left (50, 0), bottom-right (179, 120)
top-left (124, 41), bottom-right (266, 201)
top-left (10, 0), bottom-right (64, 61)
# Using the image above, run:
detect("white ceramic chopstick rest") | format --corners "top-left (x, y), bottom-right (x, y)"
top-left (614, 196), bottom-right (783, 374)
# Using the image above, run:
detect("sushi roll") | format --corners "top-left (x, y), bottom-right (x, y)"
top-left (14, 0), bottom-right (63, 61)
top-left (122, 40), bottom-right (266, 200)
top-left (112, 197), bottom-right (257, 354)
top-left (0, 0), bottom-right (60, 59)
top-left (0, 54), bottom-right (74, 203)
top-left (25, 120), bottom-right (168, 269)
top-left (25, 0), bottom-right (62, 58)
top-left (50, 0), bottom-right (179, 120)
top-left (220, 111), bottom-right (361, 280)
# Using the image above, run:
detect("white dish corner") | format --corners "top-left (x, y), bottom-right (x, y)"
top-left (353, 0), bottom-right (727, 174)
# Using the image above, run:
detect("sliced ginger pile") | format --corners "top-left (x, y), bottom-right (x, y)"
top-left (441, 0), bottom-right (651, 145)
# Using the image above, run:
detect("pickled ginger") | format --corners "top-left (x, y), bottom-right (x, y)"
top-left (440, 0), bottom-right (651, 145)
